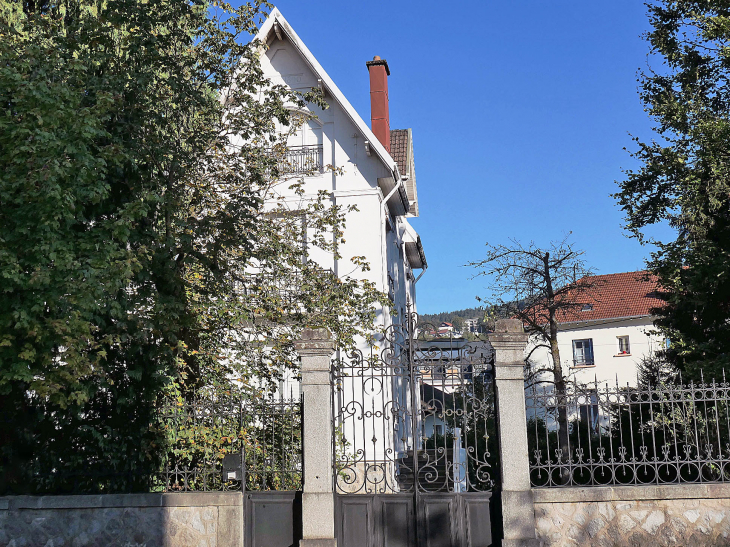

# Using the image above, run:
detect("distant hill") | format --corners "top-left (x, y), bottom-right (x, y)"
top-left (418, 307), bottom-right (486, 325)
top-left (417, 302), bottom-right (519, 329)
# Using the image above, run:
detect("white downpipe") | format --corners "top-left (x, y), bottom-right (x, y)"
top-left (382, 178), bottom-right (403, 212)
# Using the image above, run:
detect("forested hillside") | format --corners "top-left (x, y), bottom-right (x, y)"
top-left (418, 307), bottom-right (486, 325)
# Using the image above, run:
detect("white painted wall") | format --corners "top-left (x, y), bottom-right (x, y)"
top-left (258, 36), bottom-right (417, 322)
top-left (255, 27), bottom-right (425, 472)
top-left (527, 317), bottom-right (666, 387)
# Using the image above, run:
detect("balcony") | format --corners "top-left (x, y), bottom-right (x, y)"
top-left (277, 145), bottom-right (323, 175)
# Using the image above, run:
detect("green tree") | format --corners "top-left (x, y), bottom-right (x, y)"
top-left (0, 0), bottom-right (384, 493)
top-left (615, 1), bottom-right (730, 379)
top-left (450, 316), bottom-right (465, 333)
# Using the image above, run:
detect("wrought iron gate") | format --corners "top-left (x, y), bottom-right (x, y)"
top-left (332, 312), bottom-right (499, 547)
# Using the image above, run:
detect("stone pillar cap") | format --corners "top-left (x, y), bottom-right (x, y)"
top-left (299, 327), bottom-right (332, 340)
top-left (295, 327), bottom-right (335, 354)
top-left (495, 319), bottom-right (524, 333)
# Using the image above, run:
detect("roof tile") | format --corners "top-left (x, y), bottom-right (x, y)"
top-left (557, 271), bottom-right (663, 324)
top-left (390, 129), bottom-right (409, 175)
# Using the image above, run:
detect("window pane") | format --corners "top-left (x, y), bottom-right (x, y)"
top-left (618, 336), bottom-right (630, 353)
top-left (572, 339), bottom-right (594, 365)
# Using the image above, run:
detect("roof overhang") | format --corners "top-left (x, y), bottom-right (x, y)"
top-left (378, 177), bottom-right (410, 216)
top-left (405, 236), bottom-right (427, 269)
top-left (558, 314), bottom-right (653, 330)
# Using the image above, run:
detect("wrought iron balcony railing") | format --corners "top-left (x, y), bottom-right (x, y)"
top-left (277, 144), bottom-right (323, 175)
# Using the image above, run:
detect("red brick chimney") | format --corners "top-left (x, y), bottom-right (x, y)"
top-left (366, 56), bottom-right (391, 153)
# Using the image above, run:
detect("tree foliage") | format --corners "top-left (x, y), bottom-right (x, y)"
top-left (615, 0), bottom-right (730, 379)
top-left (0, 0), bottom-right (385, 493)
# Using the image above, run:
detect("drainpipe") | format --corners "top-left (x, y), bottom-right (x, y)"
top-left (381, 177), bottom-right (403, 213)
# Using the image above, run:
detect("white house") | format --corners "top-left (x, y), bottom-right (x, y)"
top-left (254, 8), bottom-right (426, 332)
top-left (527, 271), bottom-right (666, 387)
top-left (253, 9), bottom-right (427, 485)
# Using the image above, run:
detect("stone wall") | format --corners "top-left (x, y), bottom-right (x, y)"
top-left (534, 484), bottom-right (730, 547)
top-left (0, 492), bottom-right (242, 547)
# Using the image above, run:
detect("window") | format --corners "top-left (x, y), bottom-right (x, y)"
top-left (617, 335), bottom-right (630, 355)
top-left (572, 339), bottom-right (594, 367)
top-left (581, 303), bottom-right (594, 311)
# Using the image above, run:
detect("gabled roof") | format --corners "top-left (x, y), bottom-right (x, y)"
top-left (557, 271), bottom-right (663, 325)
top-left (256, 8), bottom-right (402, 186)
top-left (391, 129), bottom-right (419, 217)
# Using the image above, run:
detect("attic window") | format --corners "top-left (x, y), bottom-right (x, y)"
top-left (581, 304), bottom-right (594, 312)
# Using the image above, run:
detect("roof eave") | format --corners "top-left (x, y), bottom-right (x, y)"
top-left (558, 314), bottom-right (654, 328)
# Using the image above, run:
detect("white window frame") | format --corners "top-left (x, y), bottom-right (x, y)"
top-left (617, 335), bottom-right (631, 355)
top-left (572, 339), bottom-right (594, 367)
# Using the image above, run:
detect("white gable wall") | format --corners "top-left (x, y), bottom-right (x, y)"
top-left (258, 30), bottom-right (413, 325)
top-left (251, 11), bottom-right (423, 472)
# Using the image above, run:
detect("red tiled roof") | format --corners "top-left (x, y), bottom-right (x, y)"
top-left (390, 129), bottom-right (408, 174)
top-left (390, 129), bottom-right (419, 217)
top-left (556, 271), bottom-right (663, 324)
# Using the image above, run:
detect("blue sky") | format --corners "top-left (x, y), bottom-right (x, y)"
top-left (255, 1), bottom-right (670, 314)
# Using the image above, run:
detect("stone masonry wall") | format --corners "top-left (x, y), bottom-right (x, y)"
top-left (0, 493), bottom-right (242, 547)
top-left (533, 484), bottom-right (730, 547)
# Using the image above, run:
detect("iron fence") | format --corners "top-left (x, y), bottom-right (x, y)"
top-left (27, 394), bottom-right (302, 494)
top-left (527, 374), bottom-right (730, 487)
top-left (158, 393), bottom-right (302, 492)
top-left (332, 314), bottom-right (498, 494)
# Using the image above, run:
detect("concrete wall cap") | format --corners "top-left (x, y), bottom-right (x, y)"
top-left (532, 483), bottom-right (730, 503)
top-left (295, 328), bottom-right (335, 354)
top-left (0, 492), bottom-right (242, 509)
top-left (296, 341), bottom-right (336, 354)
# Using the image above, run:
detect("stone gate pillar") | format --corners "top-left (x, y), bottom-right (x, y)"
top-left (489, 319), bottom-right (540, 547)
top-left (295, 328), bottom-right (337, 547)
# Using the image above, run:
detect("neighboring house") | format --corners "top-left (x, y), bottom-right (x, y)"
top-left (254, 9), bottom-right (426, 331)
top-left (463, 318), bottom-right (480, 333)
top-left (527, 271), bottom-right (666, 386)
top-left (439, 322), bottom-right (454, 334)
